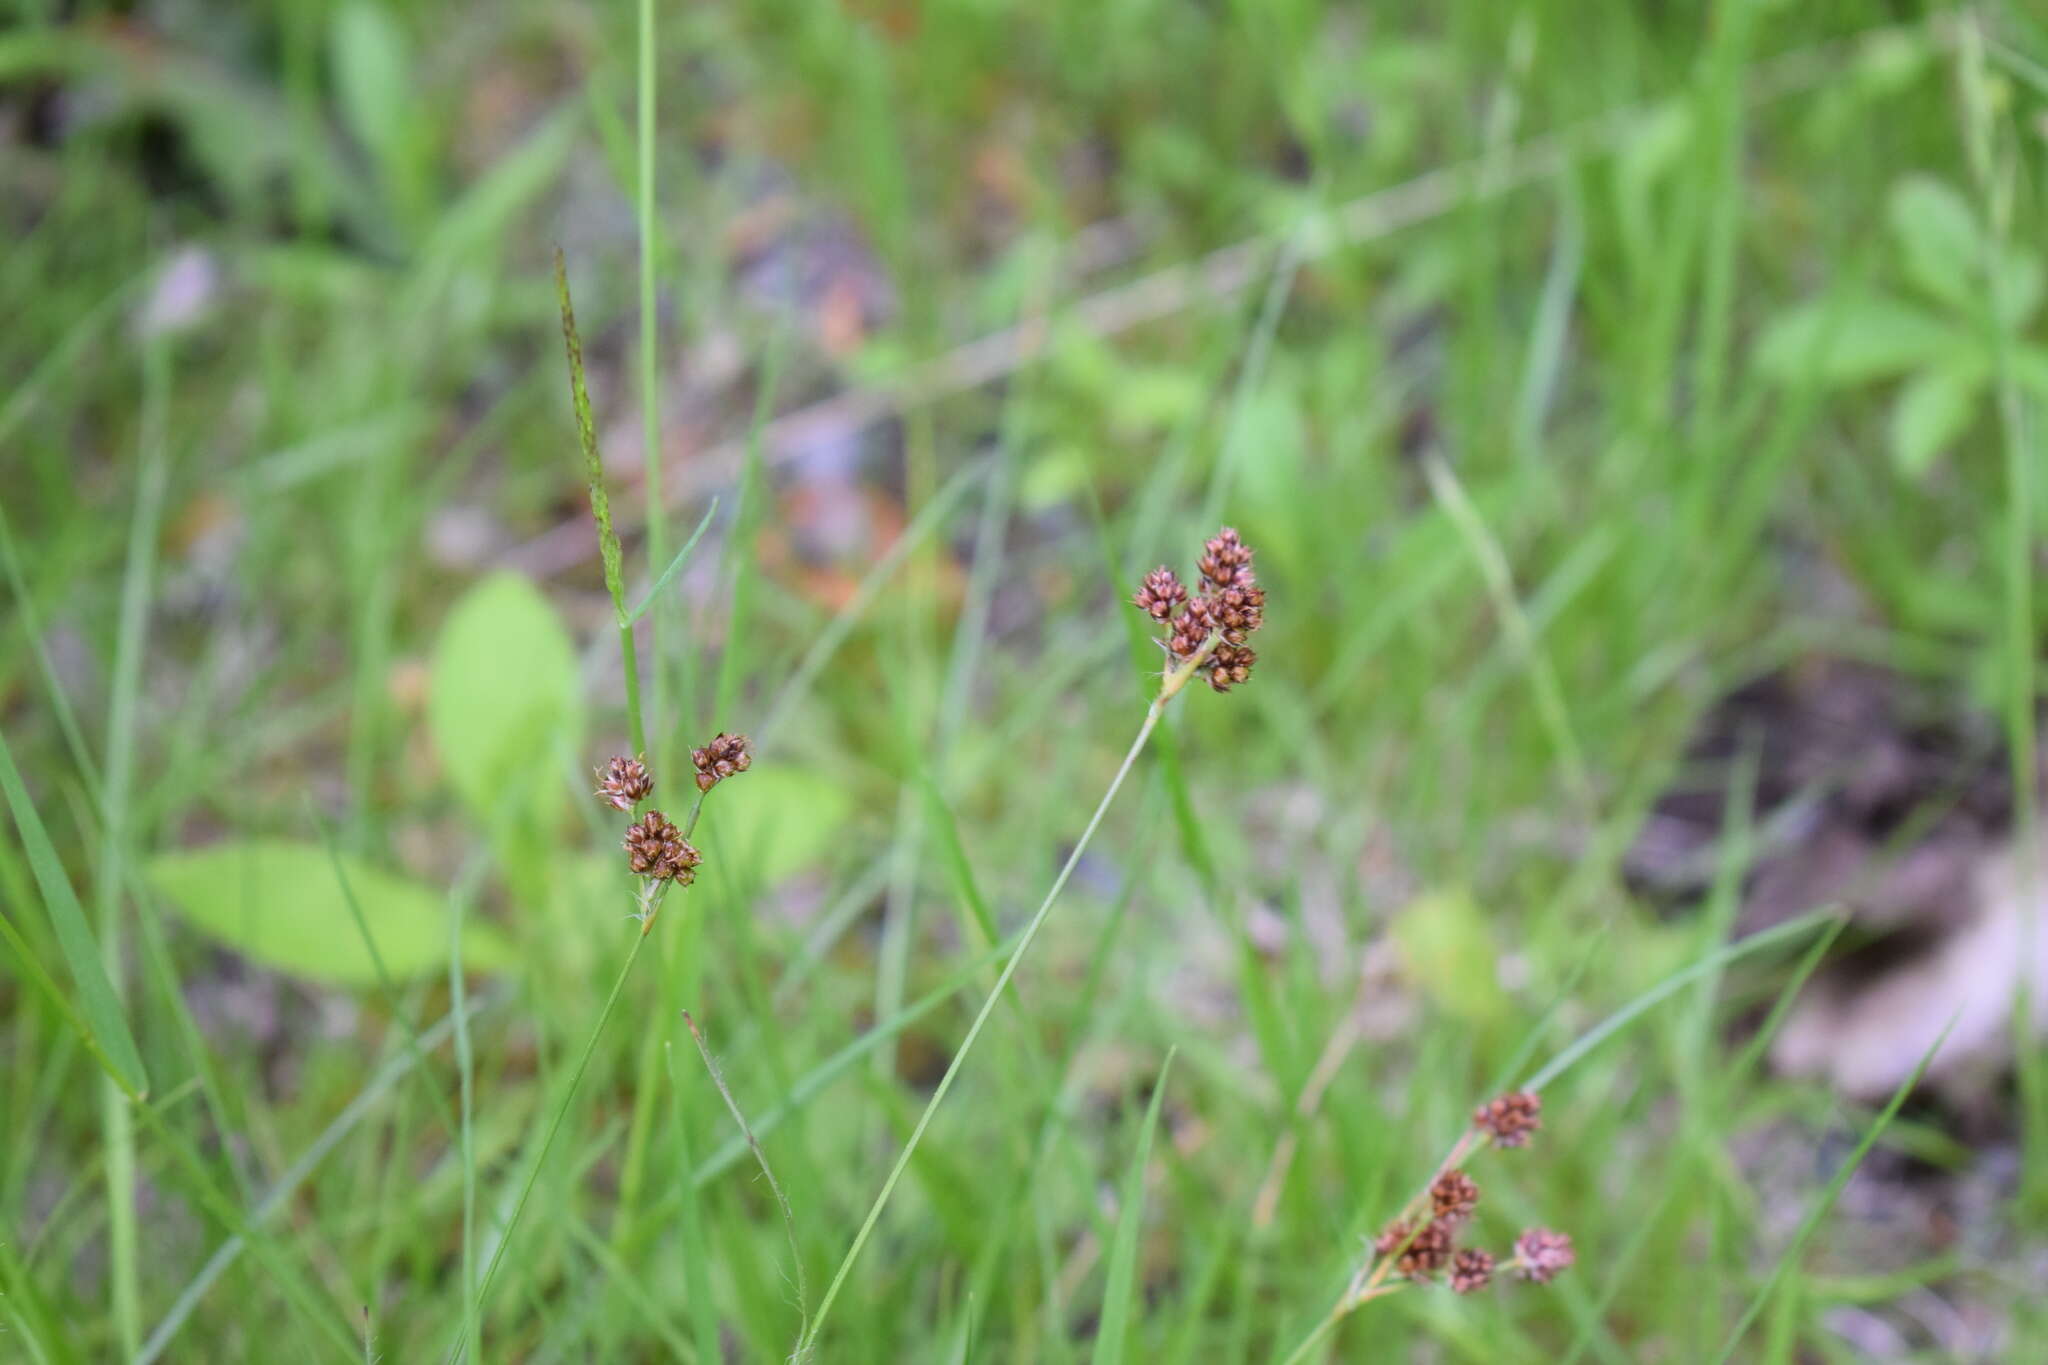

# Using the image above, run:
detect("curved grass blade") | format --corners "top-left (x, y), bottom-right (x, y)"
top-left (0, 731), bottom-right (147, 1096)
top-left (624, 498), bottom-right (719, 625)
top-left (1092, 1049), bottom-right (1176, 1365)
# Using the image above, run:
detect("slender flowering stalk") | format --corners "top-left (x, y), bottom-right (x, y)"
top-left (1280, 1089), bottom-right (1573, 1364)
top-left (799, 529), bottom-right (1266, 1354)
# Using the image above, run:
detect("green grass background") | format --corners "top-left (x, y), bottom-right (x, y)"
top-left (4, 1), bottom-right (2047, 1360)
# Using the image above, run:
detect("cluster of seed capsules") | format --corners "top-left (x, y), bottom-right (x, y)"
top-left (594, 735), bottom-right (751, 886)
top-left (1373, 1091), bottom-right (1574, 1295)
top-left (1132, 527), bottom-right (1266, 692)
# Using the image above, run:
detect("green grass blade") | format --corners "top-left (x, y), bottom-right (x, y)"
top-left (1522, 908), bottom-right (1840, 1093)
top-left (1092, 1049), bottom-right (1176, 1365)
top-left (624, 498), bottom-right (719, 625)
top-left (136, 993), bottom-right (497, 1364)
top-left (1709, 1021), bottom-right (1951, 1364)
top-left (0, 731), bottom-right (147, 1096)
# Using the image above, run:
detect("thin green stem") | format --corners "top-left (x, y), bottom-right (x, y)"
top-left (99, 337), bottom-right (171, 1358)
top-left (636, 0), bottom-right (665, 757)
top-left (799, 649), bottom-right (1210, 1354)
top-left (464, 920), bottom-right (653, 1342)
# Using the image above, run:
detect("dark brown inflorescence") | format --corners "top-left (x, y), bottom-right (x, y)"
top-left (1132, 567), bottom-right (1188, 622)
top-left (1430, 1168), bottom-right (1480, 1225)
top-left (1134, 527), bottom-right (1268, 692)
top-left (1473, 1090), bottom-right (1542, 1148)
top-left (1512, 1227), bottom-right (1575, 1284)
top-left (595, 755), bottom-right (654, 812)
top-left (623, 810), bottom-right (701, 885)
top-left (1449, 1247), bottom-right (1496, 1295)
top-left (1375, 1218), bottom-right (1454, 1281)
top-left (691, 732), bottom-right (752, 793)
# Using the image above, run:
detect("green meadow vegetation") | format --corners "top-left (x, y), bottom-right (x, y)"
top-left (4, 1), bottom-right (2048, 1359)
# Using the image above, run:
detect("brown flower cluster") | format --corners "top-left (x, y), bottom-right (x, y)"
top-left (1361, 1090), bottom-right (1573, 1300)
top-left (623, 810), bottom-right (701, 885)
top-left (691, 732), bottom-right (752, 792)
top-left (1133, 526), bottom-right (1267, 693)
top-left (1473, 1090), bottom-right (1541, 1148)
top-left (592, 744), bottom-right (748, 889)
top-left (595, 755), bottom-right (654, 812)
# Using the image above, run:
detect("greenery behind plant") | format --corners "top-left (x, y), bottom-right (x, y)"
top-left (3, 1), bottom-right (2046, 1359)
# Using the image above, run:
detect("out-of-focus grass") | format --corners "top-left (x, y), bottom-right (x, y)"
top-left (3, 2), bottom-right (2047, 1360)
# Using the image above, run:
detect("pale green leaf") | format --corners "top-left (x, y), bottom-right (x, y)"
top-left (694, 765), bottom-right (853, 889)
top-left (1754, 294), bottom-right (1964, 387)
top-left (148, 841), bottom-right (514, 985)
top-left (1889, 366), bottom-right (1982, 478)
top-left (1888, 175), bottom-right (1980, 309)
top-left (1092, 1050), bottom-right (1175, 1365)
top-left (1391, 889), bottom-right (1502, 1027)
top-left (429, 572), bottom-right (584, 831)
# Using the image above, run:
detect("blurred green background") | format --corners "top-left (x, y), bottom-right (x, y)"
top-left (5, 1), bottom-right (2048, 1360)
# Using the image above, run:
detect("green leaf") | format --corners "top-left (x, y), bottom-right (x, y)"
top-left (1092, 1050), bottom-right (1175, 1365)
top-left (0, 731), bottom-right (149, 1096)
top-left (148, 841), bottom-right (514, 985)
top-left (1889, 365), bottom-right (1982, 478)
top-left (1391, 889), bottom-right (1502, 1028)
top-left (1888, 175), bottom-right (1980, 310)
top-left (1755, 294), bottom-right (1965, 387)
top-left (429, 572), bottom-right (584, 832)
top-left (694, 765), bottom-right (853, 888)
top-left (331, 3), bottom-right (416, 186)
top-left (1995, 250), bottom-right (2043, 331)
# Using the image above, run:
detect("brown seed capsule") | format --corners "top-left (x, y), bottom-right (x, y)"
top-left (1205, 642), bottom-right (1255, 692)
top-left (622, 810), bottom-right (702, 885)
top-left (1395, 1219), bottom-right (1454, 1281)
top-left (1512, 1227), bottom-right (1574, 1284)
top-left (690, 733), bottom-right (753, 793)
top-left (1168, 595), bottom-right (1215, 660)
top-left (1430, 1168), bottom-right (1480, 1225)
top-left (1132, 567), bottom-right (1188, 623)
top-left (1196, 526), bottom-right (1255, 594)
top-left (1211, 582), bottom-right (1264, 644)
top-left (595, 755), bottom-right (654, 812)
top-left (1473, 1090), bottom-right (1542, 1148)
top-left (1449, 1247), bottom-right (1495, 1295)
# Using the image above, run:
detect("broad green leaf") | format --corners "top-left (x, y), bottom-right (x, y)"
top-left (331, 4), bottom-right (416, 190)
top-left (1888, 175), bottom-right (1980, 309)
top-left (1889, 366), bottom-right (1982, 478)
top-left (0, 731), bottom-right (149, 1096)
top-left (694, 765), bottom-right (853, 889)
top-left (1391, 889), bottom-right (1502, 1028)
top-left (429, 572), bottom-right (584, 832)
top-left (1996, 251), bottom-right (2043, 331)
top-left (148, 840), bottom-right (514, 985)
top-left (1755, 294), bottom-right (1963, 387)
top-left (1092, 1051), bottom-right (1175, 1365)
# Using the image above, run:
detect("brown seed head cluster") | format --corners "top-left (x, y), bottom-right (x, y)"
top-left (1134, 527), bottom-right (1268, 693)
top-left (1512, 1227), bottom-right (1575, 1284)
top-left (1430, 1169), bottom-right (1480, 1225)
top-left (1360, 1092), bottom-right (1573, 1305)
top-left (691, 732), bottom-right (752, 792)
top-left (1375, 1218), bottom-right (1453, 1281)
top-left (1473, 1090), bottom-right (1542, 1148)
top-left (595, 755), bottom-right (654, 812)
top-left (622, 810), bottom-right (701, 885)
top-left (1449, 1247), bottom-right (1495, 1295)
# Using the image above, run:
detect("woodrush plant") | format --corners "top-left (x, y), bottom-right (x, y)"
top-left (794, 525), bottom-right (1270, 1355)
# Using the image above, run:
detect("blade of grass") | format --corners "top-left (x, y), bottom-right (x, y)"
top-left (624, 498), bottom-right (719, 625)
top-left (0, 732), bottom-right (146, 1096)
top-left (799, 648), bottom-right (1211, 1354)
top-left (1708, 1022), bottom-right (1951, 1363)
top-left (635, 0), bottom-right (665, 755)
top-left (1091, 1049), bottom-right (1175, 1365)
top-left (684, 1010), bottom-right (810, 1353)
top-left (136, 993), bottom-right (498, 1364)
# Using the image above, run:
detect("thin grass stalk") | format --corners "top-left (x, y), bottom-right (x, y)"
top-left (798, 639), bottom-right (1217, 1354)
